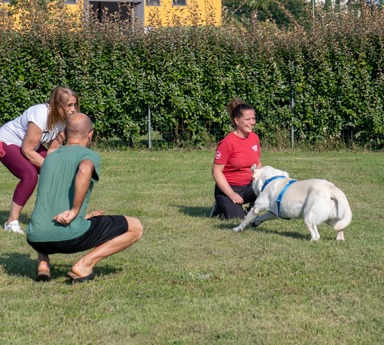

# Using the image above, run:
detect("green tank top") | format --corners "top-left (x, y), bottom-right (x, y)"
top-left (27, 145), bottom-right (100, 242)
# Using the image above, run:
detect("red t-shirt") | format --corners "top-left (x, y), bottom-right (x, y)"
top-left (214, 132), bottom-right (261, 186)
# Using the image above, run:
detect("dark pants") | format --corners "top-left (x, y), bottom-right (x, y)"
top-left (213, 183), bottom-right (256, 220)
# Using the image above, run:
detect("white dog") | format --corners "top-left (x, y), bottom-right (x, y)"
top-left (233, 165), bottom-right (352, 241)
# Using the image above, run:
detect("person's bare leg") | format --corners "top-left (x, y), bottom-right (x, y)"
top-left (37, 252), bottom-right (50, 273)
top-left (71, 217), bottom-right (143, 277)
top-left (6, 201), bottom-right (23, 223)
top-left (35, 252), bottom-right (51, 282)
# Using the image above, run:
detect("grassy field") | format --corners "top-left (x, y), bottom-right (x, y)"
top-left (0, 149), bottom-right (383, 344)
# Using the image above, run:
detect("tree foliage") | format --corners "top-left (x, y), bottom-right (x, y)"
top-left (223, 0), bottom-right (310, 28)
top-left (1, 1), bottom-right (384, 148)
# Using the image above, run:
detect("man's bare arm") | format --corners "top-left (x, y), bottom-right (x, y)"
top-left (53, 159), bottom-right (94, 225)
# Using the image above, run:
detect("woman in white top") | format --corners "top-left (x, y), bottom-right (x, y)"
top-left (0, 86), bottom-right (79, 234)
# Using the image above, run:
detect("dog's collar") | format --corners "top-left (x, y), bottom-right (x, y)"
top-left (261, 175), bottom-right (287, 192)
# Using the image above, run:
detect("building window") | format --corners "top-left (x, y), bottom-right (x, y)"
top-left (173, 0), bottom-right (186, 5)
top-left (64, 0), bottom-right (77, 4)
top-left (90, 1), bottom-right (136, 22)
top-left (146, 0), bottom-right (160, 6)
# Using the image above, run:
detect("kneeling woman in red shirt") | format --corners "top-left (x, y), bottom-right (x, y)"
top-left (212, 98), bottom-right (262, 220)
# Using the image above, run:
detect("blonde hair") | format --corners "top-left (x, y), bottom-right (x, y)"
top-left (47, 86), bottom-right (79, 130)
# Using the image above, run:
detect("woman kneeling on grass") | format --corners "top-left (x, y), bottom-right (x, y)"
top-left (211, 98), bottom-right (263, 220)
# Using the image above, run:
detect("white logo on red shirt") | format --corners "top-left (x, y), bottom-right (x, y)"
top-left (215, 151), bottom-right (221, 160)
top-left (252, 145), bottom-right (258, 152)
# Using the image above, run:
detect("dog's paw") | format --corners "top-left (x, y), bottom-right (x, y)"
top-left (310, 237), bottom-right (320, 241)
top-left (232, 226), bottom-right (244, 233)
top-left (336, 230), bottom-right (345, 241)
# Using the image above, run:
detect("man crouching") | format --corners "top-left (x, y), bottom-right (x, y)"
top-left (27, 113), bottom-right (143, 283)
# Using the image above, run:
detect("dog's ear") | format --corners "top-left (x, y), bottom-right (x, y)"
top-left (253, 167), bottom-right (263, 180)
top-left (251, 164), bottom-right (257, 172)
top-left (252, 167), bottom-right (265, 194)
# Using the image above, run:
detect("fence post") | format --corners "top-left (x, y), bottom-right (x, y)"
top-left (291, 60), bottom-right (295, 149)
top-left (148, 105), bottom-right (152, 149)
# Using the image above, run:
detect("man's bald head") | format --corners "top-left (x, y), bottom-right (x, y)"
top-left (65, 113), bottom-right (94, 145)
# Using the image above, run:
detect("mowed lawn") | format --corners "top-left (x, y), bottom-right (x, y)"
top-left (0, 149), bottom-right (383, 345)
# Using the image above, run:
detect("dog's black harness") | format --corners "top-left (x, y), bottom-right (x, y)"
top-left (260, 176), bottom-right (297, 218)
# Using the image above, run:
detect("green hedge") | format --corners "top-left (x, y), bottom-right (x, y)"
top-left (1, 4), bottom-right (384, 148)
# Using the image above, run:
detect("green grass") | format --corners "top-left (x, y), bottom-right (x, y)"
top-left (0, 149), bottom-right (383, 344)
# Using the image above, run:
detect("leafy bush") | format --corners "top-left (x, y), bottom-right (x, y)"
top-left (1, 1), bottom-right (384, 148)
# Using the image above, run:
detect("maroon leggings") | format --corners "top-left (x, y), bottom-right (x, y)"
top-left (0, 142), bottom-right (47, 206)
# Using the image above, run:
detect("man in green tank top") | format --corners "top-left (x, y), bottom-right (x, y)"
top-left (27, 113), bottom-right (143, 283)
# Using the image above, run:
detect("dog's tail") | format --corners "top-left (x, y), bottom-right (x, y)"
top-left (330, 187), bottom-right (352, 230)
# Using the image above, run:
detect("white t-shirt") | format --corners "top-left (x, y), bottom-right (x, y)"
top-left (0, 104), bottom-right (65, 150)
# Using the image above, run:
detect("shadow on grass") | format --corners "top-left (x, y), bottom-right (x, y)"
top-left (177, 205), bottom-right (308, 240)
top-left (0, 212), bottom-right (120, 282)
top-left (252, 227), bottom-right (308, 240)
top-left (216, 221), bottom-right (309, 240)
top-left (0, 252), bottom-right (120, 282)
top-left (0, 253), bottom-right (36, 279)
top-left (0, 210), bottom-right (30, 225)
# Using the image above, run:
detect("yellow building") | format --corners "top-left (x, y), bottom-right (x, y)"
top-left (141, 0), bottom-right (221, 27)
top-left (86, 0), bottom-right (221, 27)
top-left (1, 0), bottom-right (221, 28)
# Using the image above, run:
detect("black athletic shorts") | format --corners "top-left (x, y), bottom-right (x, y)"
top-left (27, 215), bottom-right (128, 255)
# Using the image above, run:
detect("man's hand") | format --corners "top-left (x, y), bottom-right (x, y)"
top-left (53, 210), bottom-right (77, 225)
top-left (85, 210), bottom-right (105, 219)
